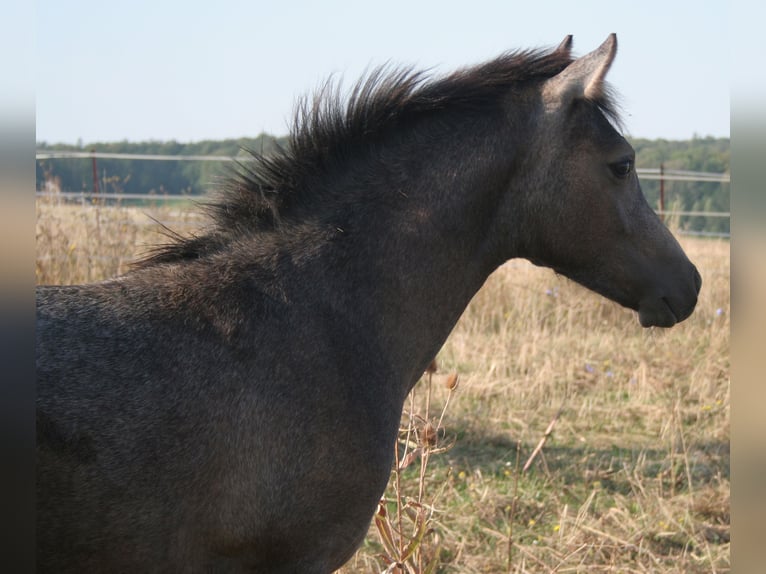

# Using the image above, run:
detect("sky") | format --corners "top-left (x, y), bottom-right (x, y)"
top-left (35, 0), bottom-right (732, 144)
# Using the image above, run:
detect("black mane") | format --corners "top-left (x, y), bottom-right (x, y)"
top-left (138, 45), bottom-right (619, 267)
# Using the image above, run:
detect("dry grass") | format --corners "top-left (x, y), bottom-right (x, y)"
top-left (35, 198), bottom-right (204, 284)
top-left (36, 199), bottom-right (730, 573)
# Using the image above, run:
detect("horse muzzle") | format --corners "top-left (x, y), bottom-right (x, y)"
top-left (637, 265), bottom-right (702, 328)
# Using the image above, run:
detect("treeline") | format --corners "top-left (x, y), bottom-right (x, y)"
top-left (36, 135), bottom-right (287, 197)
top-left (37, 135), bottom-right (729, 234)
top-left (632, 137), bottom-right (730, 235)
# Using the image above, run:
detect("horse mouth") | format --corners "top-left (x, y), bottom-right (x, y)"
top-left (638, 295), bottom-right (698, 328)
top-left (638, 298), bottom-right (677, 328)
top-left (636, 268), bottom-right (701, 328)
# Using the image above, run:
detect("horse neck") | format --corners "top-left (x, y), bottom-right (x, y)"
top-left (292, 120), bottom-right (523, 398)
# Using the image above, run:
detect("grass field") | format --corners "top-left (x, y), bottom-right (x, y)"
top-left (36, 199), bottom-right (730, 573)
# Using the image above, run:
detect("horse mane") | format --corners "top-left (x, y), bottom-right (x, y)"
top-left (137, 45), bottom-right (619, 268)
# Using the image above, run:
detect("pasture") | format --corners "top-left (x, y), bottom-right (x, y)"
top-left (36, 199), bottom-right (729, 572)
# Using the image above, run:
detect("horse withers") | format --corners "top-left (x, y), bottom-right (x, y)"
top-left (36, 34), bottom-right (700, 572)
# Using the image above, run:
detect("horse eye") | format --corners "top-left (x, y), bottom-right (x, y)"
top-left (610, 160), bottom-right (633, 179)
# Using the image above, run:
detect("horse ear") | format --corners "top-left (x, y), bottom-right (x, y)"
top-left (554, 35), bottom-right (573, 56)
top-left (543, 33), bottom-right (617, 109)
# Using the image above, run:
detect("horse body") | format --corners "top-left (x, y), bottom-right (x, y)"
top-left (36, 35), bottom-right (700, 572)
top-left (36, 140), bottom-right (502, 571)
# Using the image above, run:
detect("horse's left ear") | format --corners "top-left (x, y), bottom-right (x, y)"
top-left (554, 35), bottom-right (574, 56)
top-left (543, 33), bottom-right (617, 109)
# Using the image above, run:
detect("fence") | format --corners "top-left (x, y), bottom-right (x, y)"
top-left (36, 151), bottom-right (731, 238)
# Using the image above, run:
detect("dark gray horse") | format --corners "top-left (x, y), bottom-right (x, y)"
top-left (36, 34), bottom-right (700, 573)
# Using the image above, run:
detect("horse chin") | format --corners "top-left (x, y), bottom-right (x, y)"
top-left (637, 298), bottom-right (679, 328)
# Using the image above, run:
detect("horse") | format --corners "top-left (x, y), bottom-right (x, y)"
top-left (36, 34), bottom-right (701, 573)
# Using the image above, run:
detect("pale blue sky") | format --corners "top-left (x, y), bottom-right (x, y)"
top-left (36, 0), bottom-right (731, 144)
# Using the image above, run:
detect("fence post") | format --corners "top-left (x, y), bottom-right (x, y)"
top-left (91, 149), bottom-right (100, 200)
top-left (659, 162), bottom-right (665, 223)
